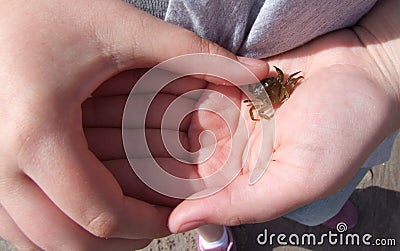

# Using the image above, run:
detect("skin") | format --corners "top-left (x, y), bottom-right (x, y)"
top-left (3, 0), bottom-right (398, 249)
top-left (168, 0), bottom-right (400, 233)
top-left (0, 0), bottom-right (268, 250)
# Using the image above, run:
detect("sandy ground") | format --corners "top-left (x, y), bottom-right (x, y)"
top-left (1, 132), bottom-right (399, 251)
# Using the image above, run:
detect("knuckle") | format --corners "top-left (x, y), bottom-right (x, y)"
top-left (85, 212), bottom-right (119, 238)
top-left (226, 214), bottom-right (259, 226)
top-left (198, 36), bottom-right (222, 55)
top-left (189, 33), bottom-right (226, 56)
top-left (226, 216), bottom-right (243, 227)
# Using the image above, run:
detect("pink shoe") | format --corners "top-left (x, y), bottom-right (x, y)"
top-left (321, 200), bottom-right (358, 230)
top-left (197, 226), bottom-right (237, 251)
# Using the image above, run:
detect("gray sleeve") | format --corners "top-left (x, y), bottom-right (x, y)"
top-left (363, 130), bottom-right (399, 169)
top-left (124, 0), bottom-right (169, 19)
top-left (165, 0), bottom-right (377, 58)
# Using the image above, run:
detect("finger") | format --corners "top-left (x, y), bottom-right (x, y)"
top-left (18, 128), bottom-right (172, 239)
top-left (0, 173), bottom-right (151, 250)
top-left (92, 69), bottom-right (148, 97)
top-left (82, 95), bottom-right (126, 128)
top-left (92, 70), bottom-right (207, 98)
top-left (168, 161), bottom-right (321, 233)
top-left (103, 158), bottom-right (186, 207)
top-left (91, 1), bottom-right (268, 82)
top-left (85, 128), bottom-right (190, 161)
top-left (0, 204), bottom-right (42, 251)
top-left (160, 76), bottom-right (208, 98)
top-left (82, 93), bottom-right (196, 129)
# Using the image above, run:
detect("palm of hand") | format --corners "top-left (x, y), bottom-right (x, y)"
top-left (169, 29), bottom-right (392, 230)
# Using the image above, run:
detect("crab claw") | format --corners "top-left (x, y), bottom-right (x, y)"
top-left (286, 71), bottom-right (304, 87)
top-left (273, 66), bottom-right (284, 84)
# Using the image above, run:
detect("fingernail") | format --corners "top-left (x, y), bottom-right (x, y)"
top-left (237, 56), bottom-right (267, 67)
top-left (177, 221), bottom-right (205, 233)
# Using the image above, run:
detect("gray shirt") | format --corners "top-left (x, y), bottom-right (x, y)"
top-left (124, 0), bottom-right (398, 169)
top-left (126, 0), bottom-right (377, 58)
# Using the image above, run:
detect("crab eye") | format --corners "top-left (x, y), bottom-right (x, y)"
top-left (261, 82), bottom-right (269, 88)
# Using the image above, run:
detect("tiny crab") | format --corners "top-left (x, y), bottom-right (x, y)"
top-left (243, 66), bottom-right (303, 121)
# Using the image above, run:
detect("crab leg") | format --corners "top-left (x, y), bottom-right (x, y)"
top-left (287, 70), bottom-right (303, 87)
top-left (249, 106), bottom-right (260, 121)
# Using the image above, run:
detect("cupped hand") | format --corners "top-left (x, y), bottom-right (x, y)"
top-left (168, 5), bottom-right (400, 232)
top-left (0, 1), bottom-right (268, 250)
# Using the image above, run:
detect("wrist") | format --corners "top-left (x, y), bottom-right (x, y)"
top-left (353, 0), bottom-right (400, 130)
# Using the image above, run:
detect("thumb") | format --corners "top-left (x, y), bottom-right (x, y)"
top-left (94, 1), bottom-right (268, 79)
top-left (167, 163), bottom-right (315, 233)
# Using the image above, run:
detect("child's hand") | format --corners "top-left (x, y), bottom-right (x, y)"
top-left (169, 0), bottom-right (400, 231)
top-left (0, 1), bottom-right (267, 250)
